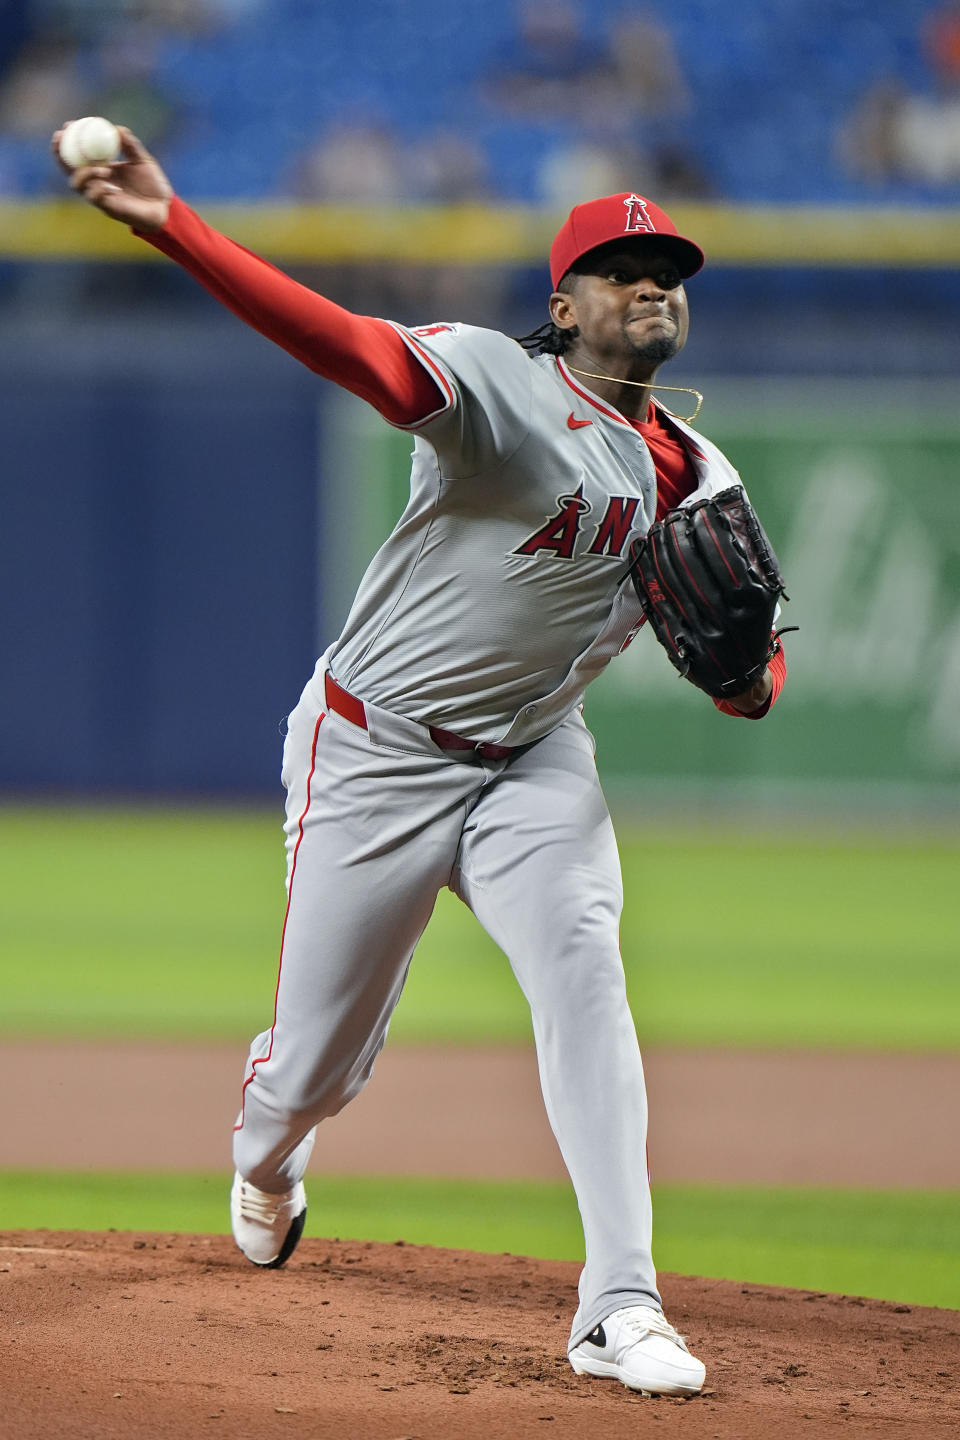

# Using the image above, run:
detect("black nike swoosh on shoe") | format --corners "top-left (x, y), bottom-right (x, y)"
top-left (262, 1207), bottom-right (307, 1269)
top-left (586, 1323), bottom-right (606, 1347)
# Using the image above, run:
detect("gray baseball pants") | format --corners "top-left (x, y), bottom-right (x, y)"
top-left (233, 659), bottom-right (661, 1348)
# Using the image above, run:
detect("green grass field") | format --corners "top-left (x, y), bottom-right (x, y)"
top-left (1, 804), bottom-right (958, 1048)
top-left (3, 803), bottom-right (958, 1311)
top-left (2, 1171), bottom-right (957, 1310)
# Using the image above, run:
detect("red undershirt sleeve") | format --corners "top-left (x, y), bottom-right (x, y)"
top-left (134, 197), bottom-right (444, 427)
top-left (712, 640), bottom-right (787, 719)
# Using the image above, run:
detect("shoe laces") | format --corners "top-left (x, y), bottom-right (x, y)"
top-left (617, 1307), bottom-right (689, 1352)
top-left (236, 1182), bottom-right (289, 1223)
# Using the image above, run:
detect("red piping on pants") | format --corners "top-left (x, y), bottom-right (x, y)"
top-left (234, 709), bottom-right (325, 1131)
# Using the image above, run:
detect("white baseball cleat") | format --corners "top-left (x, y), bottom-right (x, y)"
top-left (230, 1171), bottom-right (307, 1268)
top-left (568, 1305), bottom-right (706, 1396)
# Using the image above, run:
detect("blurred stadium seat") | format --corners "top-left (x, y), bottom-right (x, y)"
top-left (0, 0), bottom-right (956, 203)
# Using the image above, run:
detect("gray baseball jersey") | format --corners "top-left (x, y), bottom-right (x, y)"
top-left (235, 318), bottom-right (743, 1352)
top-left (327, 323), bottom-right (742, 742)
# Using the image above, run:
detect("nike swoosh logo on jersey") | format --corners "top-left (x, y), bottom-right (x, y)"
top-left (566, 413), bottom-right (593, 430)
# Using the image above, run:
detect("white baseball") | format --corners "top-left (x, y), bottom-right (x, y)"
top-left (59, 116), bottom-right (121, 168)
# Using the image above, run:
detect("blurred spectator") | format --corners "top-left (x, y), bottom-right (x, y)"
top-left (30, 0), bottom-right (226, 41)
top-left (285, 119), bottom-right (504, 329)
top-left (839, 4), bottom-right (960, 189)
top-left (0, 8), bottom-right (188, 153)
top-left (483, 2), bottom-right (691, 134)
top-left (605, 8), bottom-right (691, 121)
top-left (484, 0), bottom-right (709, 206)
top-left (837, 79), bottom-right (910, 184)
top-left (83, 21), bottom-right (180, 148)
top-left (292, 121), bottom-right (492, 207)
top-left (537, 136), bottom-right (655, 209)
top-left (406, 129), bottom-right (492, 204)
top-left (924, 0), bottom-right (960, 91)
top-left (482, 0), bottom-right (616, 125)
top-left (840, 76), bottom-right (960, 187)
top-left (536, 131), bottom-right (713, 207)
top-left (650, 142), bottom-right (714, 200)
top-left (0, 33), bottom-right (85, 137)
top-left (528, 5), bottom-right (708, 207)
top-left (291, 120), bottom-right (405, 204)
top-left (896, 91), bottom-right (960, 181)
top-left (133, 0), bottom-right (223, 34)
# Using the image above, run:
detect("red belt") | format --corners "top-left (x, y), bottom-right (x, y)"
top-left (323, 673), bottom-right (519, 761)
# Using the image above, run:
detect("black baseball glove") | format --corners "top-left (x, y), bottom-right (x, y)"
top-left (627, 486), bottom-right (794, 699)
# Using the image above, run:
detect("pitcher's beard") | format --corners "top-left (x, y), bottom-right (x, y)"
top-left (628, 333), bottom-right (680, 368)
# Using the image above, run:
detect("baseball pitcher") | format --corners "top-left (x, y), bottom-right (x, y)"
top-left (56, 125), bottom-right (792, 1398)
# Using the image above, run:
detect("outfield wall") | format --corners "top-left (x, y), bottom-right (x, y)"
top-left (324, 379), bottom-right (960, 814)
top-left (1, 280), bottom-right (958, 812)
top-left (0, 320), bottom-right (321, 794)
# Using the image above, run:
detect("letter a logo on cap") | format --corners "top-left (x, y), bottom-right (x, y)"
top-left (623, 194), bottom-right (655, 234)
top-left (549, 191), bottom-right (705, 288)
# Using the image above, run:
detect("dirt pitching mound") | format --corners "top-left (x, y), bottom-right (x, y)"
top-left (2, 1230), bottom-right (958, 1440)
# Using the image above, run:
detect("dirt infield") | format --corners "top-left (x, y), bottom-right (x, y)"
top-left (9, 1041), bottom-right (960, 1185)
top-left (2, 1230), bottom-right (958, 1440)
top-left (6, 1043), bottom-right (958, 1436)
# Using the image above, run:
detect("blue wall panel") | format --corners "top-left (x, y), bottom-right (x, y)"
top-left (0, 322), bottom-right (322, 795)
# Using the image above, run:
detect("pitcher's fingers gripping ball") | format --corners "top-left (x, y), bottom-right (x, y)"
top-left (52, 124), bottom-right (173, 231)
top-left (57, 116), bottom-right (121, 168)
top-left (628, 487), bottom-right (795, 698)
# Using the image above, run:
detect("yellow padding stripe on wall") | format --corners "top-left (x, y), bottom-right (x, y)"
top-left (1, 200), bottom-right (959, 266)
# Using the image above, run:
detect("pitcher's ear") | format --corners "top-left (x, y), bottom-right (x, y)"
top-left (549, 291), bottom-right (578, 331)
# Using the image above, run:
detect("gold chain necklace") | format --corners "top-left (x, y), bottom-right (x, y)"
top-left (567, 366), bottom-right (704, 424)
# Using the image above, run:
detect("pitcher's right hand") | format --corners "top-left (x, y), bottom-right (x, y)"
top-left (53, 125), bottom-right (173, 233)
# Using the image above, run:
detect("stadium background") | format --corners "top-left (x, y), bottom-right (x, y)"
top-left (1, 0), bottom-right (958, 1310)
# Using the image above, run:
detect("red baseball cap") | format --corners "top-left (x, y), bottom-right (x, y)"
top-left (550, 192), bottom-right (705, 289)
